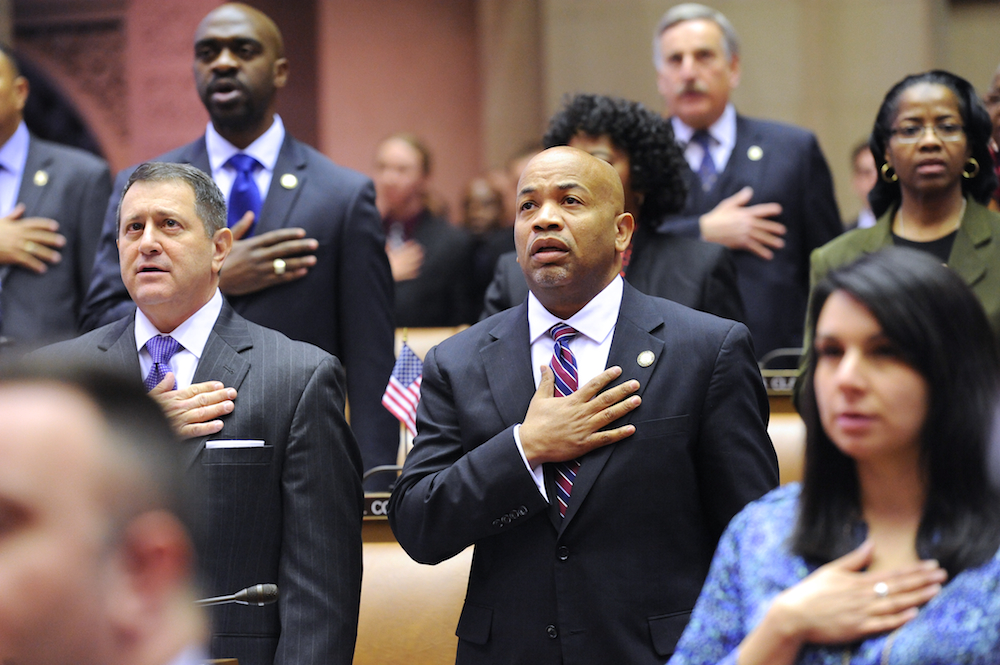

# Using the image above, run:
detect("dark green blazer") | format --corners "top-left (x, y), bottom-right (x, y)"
top-left (809, 197), bottom-right (1000, 341)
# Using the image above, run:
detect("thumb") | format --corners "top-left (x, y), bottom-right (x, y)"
top-left (832, 539), bottom-right (875, 572)
top-left (536, 365), bottom-right (556, 398)
top-left (148, 371), bottom-right (176, 397)
top-left (230, 211), bottom-right (255, 240)
top-left (6, 203), bottom-right (25, 221)
top-left (724, 186), bottom-right (754, 206)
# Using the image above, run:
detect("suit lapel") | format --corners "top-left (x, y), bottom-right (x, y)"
top-left (17, 137), bottom-right (52, 214)
top-left (256, 135), bottom-right (306, 235)
top-left (714, 115), bottom-right (765, 202)
top-left (185, 302), bottom-right (253, 467)
top-left (98, 315), bottom-right (144, 378)
top-left (560, 285), bottom-right (665, 530)
top-left (480, 303), bottom-right (534, 426)
top-left (949, 199), bottom-right (990, 289)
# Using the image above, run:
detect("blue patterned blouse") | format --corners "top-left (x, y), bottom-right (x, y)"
top-left (667, 484), bottom-right (1000, 665)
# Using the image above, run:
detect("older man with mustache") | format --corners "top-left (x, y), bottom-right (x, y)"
top-left (653, 3), bottom-right (842, 361)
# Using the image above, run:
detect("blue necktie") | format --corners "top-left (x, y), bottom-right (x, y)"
top-left (691, 130), bottom-right (718, 192)
top-left (144, 335), bottom-right (181, 392)
top-left (226, 153), bottom-right (262, 236)
top-left (549, 323), bottom-right (581, 518)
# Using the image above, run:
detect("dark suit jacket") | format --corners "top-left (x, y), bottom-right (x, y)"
top-left (393, 210), bottom-right (476, 326)
top-left (79, 133), bottom-right (398, 481)
top-left (0, 136), bottom-right (111, 349)
top-left (480, 224), bottom-right (744, 322)
top-left (658, 115), bottom-right (842, 358)
top-left (389, 283), bottom-right (778, 664)
top-left (39, 302), bottom-right (364, 665)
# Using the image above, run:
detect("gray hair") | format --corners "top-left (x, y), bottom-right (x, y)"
top-left (652, 3), bottom-right (740, 71)
top-left (118, 162), bottom-right (228, 236)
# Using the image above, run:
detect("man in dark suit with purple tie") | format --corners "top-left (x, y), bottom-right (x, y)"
top-left (389, 146), bottom-right (777, 663)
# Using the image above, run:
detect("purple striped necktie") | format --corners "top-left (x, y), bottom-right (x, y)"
top-left (144, 335), bottom-right (181, 392)
top-left (549, 323), bottom-right (581, 518)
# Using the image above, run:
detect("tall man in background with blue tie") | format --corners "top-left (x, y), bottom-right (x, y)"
top-left (653, 3), bottom-right (841, 359)
top-left (42, 161), bottom-right (363, 665)
top-left (389, 146), bottom-right (777, 664)
top-left (81, 3), bottom-right (398, 484)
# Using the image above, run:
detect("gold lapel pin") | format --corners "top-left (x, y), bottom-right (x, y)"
top-left (637, 350), bottom-right (655, 367)
top-left (33, 170), bottom-right (49, 186)
top-left (279, 173), bottom-right (298, 189)
top-left (747, 146), bottom-right (763, 161)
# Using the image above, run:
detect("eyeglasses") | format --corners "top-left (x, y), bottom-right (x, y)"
top-left (890, 122), bottom-right (965, 144)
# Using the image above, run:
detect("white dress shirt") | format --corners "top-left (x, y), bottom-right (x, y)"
top-left (514, 276), bottom-right (625, 498)
top-left (134, 289), bottom-right (224, 390)
top-left (672, 103), bottom-right (738, 176)
top-left (205, 114), bottom-right (285, 206)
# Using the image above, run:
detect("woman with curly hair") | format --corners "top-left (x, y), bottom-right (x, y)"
top-left (481, 93), bottom-right (744, 322)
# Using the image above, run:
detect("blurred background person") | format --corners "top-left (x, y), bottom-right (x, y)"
top-left (811, 70), bottom-right (1000, 343)
top-left (460, 175), bottom-right (512, 322)
top-left (983, 61), bottom-right (1000, 210)
top-left (374, 132), bottom-right (475, 326)
top-left (670, 248), bottom-right (1000, 665)
top-left (845, 140), bottom-right (878, 230)
top-left (653, 3), bottom-right (841, 361)
top-left (0, 45), bottom-right (111, 351)
top-left (482, 93), bottom-right (743, 323)
top-left (0, 360), bottom-right (207, 665)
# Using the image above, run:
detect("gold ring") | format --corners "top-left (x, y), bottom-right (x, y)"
top-left (24, 241), bottom-right (36, 254)
top-left (873, 582), bottom-right (889, 598)
top-left (272, 258), bottom-right (287, 276)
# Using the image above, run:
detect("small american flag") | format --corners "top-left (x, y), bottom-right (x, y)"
top-left (382, 342), bottom-right (423, 436)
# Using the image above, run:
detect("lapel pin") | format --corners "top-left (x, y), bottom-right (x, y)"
top-left (279, 173), bottom-right (298, 189)
top-left (637, 350), bottom-right (655, 367)
top-left (33, 170), bottom-right (49, 186)
top-left (747, 146), bottom-right (763, 161)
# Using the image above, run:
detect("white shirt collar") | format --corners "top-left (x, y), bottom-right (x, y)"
top-left (671, 103), bottom-right (736, 149)
top-left (205, 114), bottom-right (285, 173)
top-left (134, 289), bottom-right (223, 361)
top-left (527, 275), bottom-right (623, 346)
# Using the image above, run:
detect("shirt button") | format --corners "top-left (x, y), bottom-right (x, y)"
top-left (546, 624), bottom-right (558, 639)
top-left (557, 546), bottom-right (569, 561)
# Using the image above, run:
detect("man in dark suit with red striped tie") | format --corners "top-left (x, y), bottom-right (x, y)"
top-left (389, 146), bottom-right (777, 664)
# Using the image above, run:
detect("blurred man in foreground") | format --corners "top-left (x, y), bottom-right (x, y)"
top-left (0, 360), bottom-right (207, 665)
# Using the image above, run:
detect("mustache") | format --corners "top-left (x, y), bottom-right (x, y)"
top-left (676, 81), bottom-right (709, 96)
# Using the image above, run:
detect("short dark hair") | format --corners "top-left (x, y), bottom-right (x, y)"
top-left (543, 93), bottom-right (688, 221)
top-left (0, 359), bottom-right (196, 537)
top-left (794, 247), bottom-right (1000, 576)
top-left (118, 162), bottom-right (227, 236)
top-left (868, 70), bottom-right (998, 217)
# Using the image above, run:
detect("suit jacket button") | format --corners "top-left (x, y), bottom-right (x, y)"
top-left (557, 546), bottom-right (569, 561)
top-left (546, 624), bottom-right (558, 639)
top-left (518, 505), bottom-right (528, 516)
top-left (492, 519), bottom-right (502, 528)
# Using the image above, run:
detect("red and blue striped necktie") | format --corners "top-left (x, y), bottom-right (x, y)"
top-left (549, 323), bottom-right (581, 517)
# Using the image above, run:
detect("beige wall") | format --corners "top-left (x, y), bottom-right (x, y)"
top-left (317, 0), bottom-right (483, 219)
top-left (540, 0), bottom-right (1000, 221)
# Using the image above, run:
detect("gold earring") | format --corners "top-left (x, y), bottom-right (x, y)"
top-left (963, 157), bottom-right (980, 179)
top-left (880, 163), bottom-right (898, 183)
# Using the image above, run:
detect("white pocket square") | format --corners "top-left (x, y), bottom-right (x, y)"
top-left (206, 439), bottom-right (266, 449)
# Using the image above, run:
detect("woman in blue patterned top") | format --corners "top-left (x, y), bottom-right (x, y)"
top-left (669, 247), bottom-right (1000, 665)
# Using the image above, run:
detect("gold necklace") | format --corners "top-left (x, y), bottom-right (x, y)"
top-left (895, 198), bottom-right (967, 240)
